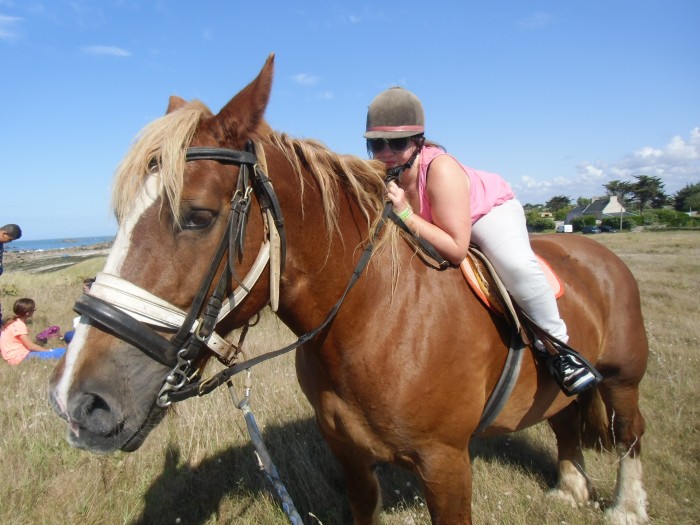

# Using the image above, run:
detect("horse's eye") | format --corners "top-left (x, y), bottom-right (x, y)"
top-left (183, 210), bottom-right (215, 230)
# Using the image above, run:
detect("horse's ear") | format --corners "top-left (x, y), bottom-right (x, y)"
top-left (166, 96), bottom-right (187, 114)
top-left (214, 53), bottom-right (275, 142)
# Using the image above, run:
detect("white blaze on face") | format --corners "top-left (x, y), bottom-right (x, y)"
top-left (53, 176), bottom-right (161, 413)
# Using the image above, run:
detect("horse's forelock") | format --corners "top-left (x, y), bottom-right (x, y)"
top-left (112, 101), bottom-right (210, 224)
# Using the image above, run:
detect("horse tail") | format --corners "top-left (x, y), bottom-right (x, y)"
top-left (578, 387), bottom-right (614, 452)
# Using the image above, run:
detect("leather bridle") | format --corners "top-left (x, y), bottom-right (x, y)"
top-left (71, 139), bottom-right (447, 408)
top-left (74, 141), bottom-right (287, 406)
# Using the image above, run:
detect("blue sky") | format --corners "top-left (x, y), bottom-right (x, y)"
top-left (2, 1), bottom-right (698, 240)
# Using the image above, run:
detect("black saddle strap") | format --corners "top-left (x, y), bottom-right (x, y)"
top-left (474, 327), bottom-right (526, 434)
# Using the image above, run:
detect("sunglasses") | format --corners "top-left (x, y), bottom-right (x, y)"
top-left (366, 136), bottom-right (414, 155)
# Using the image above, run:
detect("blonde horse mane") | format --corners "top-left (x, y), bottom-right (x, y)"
top-left (111, 100), bottom-right (408, 276)
top-left (265, 131), bottom-right (388, 233)
top-left (265, 132), bottom-right (411, 282)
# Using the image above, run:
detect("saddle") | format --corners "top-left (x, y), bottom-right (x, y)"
top-left (460, 246), bottom-right (563, 327)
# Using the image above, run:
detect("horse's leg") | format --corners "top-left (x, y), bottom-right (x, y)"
top-left (546, 402), bottom-right (592, 506)
top-left (415, 445), bottom-right (472, 524)
top-left (322, 433), bottom-right (382, 525)
top-left (601, 383), bottom-right (648, 525)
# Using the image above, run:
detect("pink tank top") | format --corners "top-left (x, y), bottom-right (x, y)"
top-left (417, 146), bottom-right (514, 224)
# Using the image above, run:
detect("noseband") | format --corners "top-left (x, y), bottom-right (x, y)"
top-left (74, 141), bottom-right (286, 406)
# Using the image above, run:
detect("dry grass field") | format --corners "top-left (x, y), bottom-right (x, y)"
top-left (0, 231), bottom-right (698, 524)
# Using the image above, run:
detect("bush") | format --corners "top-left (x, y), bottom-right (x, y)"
top-left (644, 209), bottom-right (698, 227)
top-left (527, 217), bottom-right (555, 232)
top-left (601, 218), bottom-right (635, 231)
top-left (525, 210), bottom-right (554, 232)
top-left (553, 208), bottom-right (571, 221)
top-left (629, 214), bottom-right (645, 227)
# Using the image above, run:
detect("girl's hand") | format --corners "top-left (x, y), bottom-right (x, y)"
top-left (386, 181), bottom-right (409, 214)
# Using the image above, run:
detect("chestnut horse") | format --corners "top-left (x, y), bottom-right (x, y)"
top-left (49, 55), bottom-right (649, 524)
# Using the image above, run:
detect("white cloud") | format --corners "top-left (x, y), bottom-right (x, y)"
top-left (80, 45), bottom-right (131, 57)
top-left (597, 128), bottom-right (700, 188)
top-left (317, 90), bottom-right (333, 100)
top-left (292, 73), bottom-right (319, 86)
top-left (520, 175), bottom-right (551, 191)
top-left (514, 128), bottom-right (700, 203)
top-left (0, 14), bottom-right (21, 41)
top-left (664, 129), bottom-right (700, 161)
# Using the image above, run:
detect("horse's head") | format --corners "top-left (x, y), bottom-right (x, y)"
top-left (49, 55), bottom-right (282, 453)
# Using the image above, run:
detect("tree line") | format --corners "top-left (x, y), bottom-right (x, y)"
top-left (524, 178), bottom-right (700, 232)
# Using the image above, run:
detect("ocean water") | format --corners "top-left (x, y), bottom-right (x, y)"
top-left (5, 235), bottom-right (115, 253)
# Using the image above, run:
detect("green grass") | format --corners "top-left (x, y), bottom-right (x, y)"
top-left (1, 231), bottom-right (698, 524)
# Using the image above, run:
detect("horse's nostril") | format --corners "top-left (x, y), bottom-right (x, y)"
top-left (68, 393), bottom-right (122, 437)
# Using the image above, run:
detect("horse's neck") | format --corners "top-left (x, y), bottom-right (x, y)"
top-left (273, 177), bottom-right (380, 336)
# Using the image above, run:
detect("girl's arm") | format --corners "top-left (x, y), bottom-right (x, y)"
top-left (388, 155), bottom-right (472, 265)
top-left (19, 334), bottom-right (48, 352)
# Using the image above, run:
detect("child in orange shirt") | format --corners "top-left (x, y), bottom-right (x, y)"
top-left (1, 298), bottom-right (66, 365)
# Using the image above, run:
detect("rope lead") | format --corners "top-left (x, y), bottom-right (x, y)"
top-left (228, 379), bottom-right (304, 525)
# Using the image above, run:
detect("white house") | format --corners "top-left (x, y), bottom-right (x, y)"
top-left (566, 196), bottom-right (633, 224)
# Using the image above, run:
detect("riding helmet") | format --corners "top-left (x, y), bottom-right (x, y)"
top-left (364, 87), bottom-right (425, 139)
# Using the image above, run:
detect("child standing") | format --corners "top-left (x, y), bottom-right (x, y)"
top-left (0, 224), bottom-right (22, 324)
top-left (0, 224), bottom-right (22, 278)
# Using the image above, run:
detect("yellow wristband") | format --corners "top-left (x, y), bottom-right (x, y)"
top-left (396, 206), bottom-right (413, 221)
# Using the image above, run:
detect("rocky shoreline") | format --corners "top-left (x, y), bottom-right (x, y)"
top-left (3, 242), bottom-right (112, 273)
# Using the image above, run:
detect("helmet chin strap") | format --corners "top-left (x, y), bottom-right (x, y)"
top-left (384, 137), bottom-right (425, 184)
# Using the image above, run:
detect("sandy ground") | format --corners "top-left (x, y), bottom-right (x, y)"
top-left (3, 242), bottom-right (112, 273)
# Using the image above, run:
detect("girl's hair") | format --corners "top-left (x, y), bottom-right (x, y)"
top-left (2, 298), bottom-right (36, 329)
top-left (423, 138), bottom-right (446, 152)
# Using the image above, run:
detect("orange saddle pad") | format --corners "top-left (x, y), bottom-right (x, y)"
top-left (460, 253), bottom-right (563, 312)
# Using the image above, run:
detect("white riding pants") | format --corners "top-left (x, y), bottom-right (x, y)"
top-left (470, 199), bottom-right (568, 343)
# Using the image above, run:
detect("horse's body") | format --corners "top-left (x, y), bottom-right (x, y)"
top-left (49, 56), bottom-right (649, 524)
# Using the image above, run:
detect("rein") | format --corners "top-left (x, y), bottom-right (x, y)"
top-left (170, 200), bottom-right (393, 402)
top-left (73, 141), bottom-right (396, 407)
